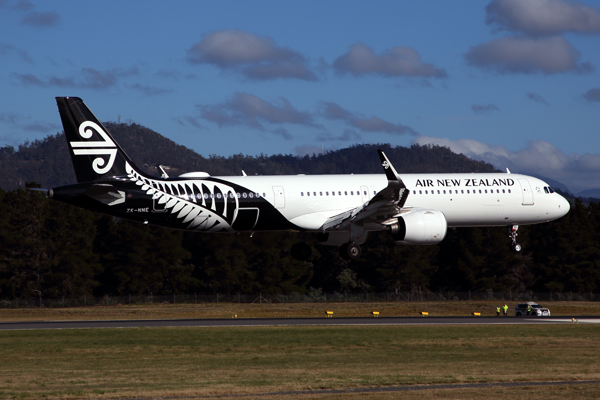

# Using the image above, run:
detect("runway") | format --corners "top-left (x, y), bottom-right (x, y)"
top-left (1, 316), bottom-right (599, 330)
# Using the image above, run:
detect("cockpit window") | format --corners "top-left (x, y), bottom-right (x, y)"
top-left (548, 186), bottom-right (555, 193)
top-left (544, 187), bottom-right (549, 194)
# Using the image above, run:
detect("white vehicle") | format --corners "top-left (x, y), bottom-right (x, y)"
top-left (515, 302), bottom-right (551, 316)
top-left (49, 97), bottom-right (571, 260)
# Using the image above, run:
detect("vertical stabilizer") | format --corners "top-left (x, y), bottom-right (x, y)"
top-left (56, 97), bottom-right (136, 183)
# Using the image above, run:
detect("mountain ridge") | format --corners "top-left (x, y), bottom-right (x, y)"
top-left (0, 122), bottom-right (499, 190)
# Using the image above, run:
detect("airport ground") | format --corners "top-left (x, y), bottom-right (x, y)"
top-left (1, 300), bottom-right (600, 322)
top-left (1, 301), bottom-right (599, 399)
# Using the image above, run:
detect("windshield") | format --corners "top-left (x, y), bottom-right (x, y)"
top-left (531, 304), bottom-right (544, 309)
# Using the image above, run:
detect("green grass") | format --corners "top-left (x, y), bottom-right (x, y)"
top-left (0, 324), bottom-right (599, 399)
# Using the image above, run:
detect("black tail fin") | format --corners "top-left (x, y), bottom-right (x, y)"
top-left (56, 97), bottom-right (137, 183)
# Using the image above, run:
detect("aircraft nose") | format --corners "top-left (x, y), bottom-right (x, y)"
top-left (556, 194), bottom-right (570, 218)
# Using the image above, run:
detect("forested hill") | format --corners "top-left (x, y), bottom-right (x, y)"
top-left (0, 122), bottom-right (496, 190)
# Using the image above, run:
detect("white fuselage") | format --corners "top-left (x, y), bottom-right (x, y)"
top-left (209, 172), bottom-right (570, 232)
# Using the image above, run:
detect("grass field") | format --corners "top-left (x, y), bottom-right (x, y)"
top-left (1, 302), bottom-right (599, 399)
top-left (1, 324), bottom-right (599, 399)
top-left (1, 300), bottom-right (599, 322)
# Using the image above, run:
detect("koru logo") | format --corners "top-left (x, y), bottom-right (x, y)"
top-left (69, 121), bottom-right (117, 174)
top-left (382, 160), bottom-right (390, 169)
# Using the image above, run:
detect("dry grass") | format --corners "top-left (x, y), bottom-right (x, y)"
top-left (1, 300), bottom-right (599, 322)
top-left (0, 324), bottom-right (599, 399)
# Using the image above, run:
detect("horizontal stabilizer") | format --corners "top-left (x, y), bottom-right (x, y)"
top-left (83, 184), bottom-right (125, 206)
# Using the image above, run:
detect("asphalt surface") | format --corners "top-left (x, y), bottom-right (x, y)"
top-left (1, 316), bottom-right (599, 330)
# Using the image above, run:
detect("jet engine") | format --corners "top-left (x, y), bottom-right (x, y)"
top-left (389, 209), bottom-right (447, 245)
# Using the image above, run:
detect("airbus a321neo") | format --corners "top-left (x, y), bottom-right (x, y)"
top-left (48, 97), bottom-right (570, 260)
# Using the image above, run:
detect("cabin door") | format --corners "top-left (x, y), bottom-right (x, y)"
top-left (273, 186), bottom-right (285, 209)
top-left (518, 179), bottom-right (534, 205)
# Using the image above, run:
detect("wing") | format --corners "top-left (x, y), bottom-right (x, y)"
top-left (321, 150), bottom-right (409, 232)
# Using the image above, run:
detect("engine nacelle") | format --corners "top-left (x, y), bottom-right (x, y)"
top-left (389, 209), bottom-right (447, 245)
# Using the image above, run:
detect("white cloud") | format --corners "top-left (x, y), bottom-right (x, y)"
top-left (333, 43), bottom-right (447, 78)
top-left (198, 92), bottom-right (318, 133)
top-left (582, 87), bottom-right (600, 103)
top-left (526, 92), bottom-right (550, 105)
top-left (412, 136), bottom-right (600, 192)
top-left (187, 30), bottom-right (317, 81)
top-left (464, 35), bottom-right (593, 75)
top-left (0, 42), bottom-right (33, 63)
top-left (12, 67), bottom-right (139, 89)
top-left (472, 103), bottom-right (500, 114)
top-left (486, 0), bottom-right (600, 36)
top-left (320, 101), bottom-right (417, 136)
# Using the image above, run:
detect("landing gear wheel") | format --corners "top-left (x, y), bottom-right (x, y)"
top-left (340, 242), bottom-right (362, 260)
top-left (290, 242), bottom-right (312, 261)
top-left (508, 225), bottom-right (521, 253)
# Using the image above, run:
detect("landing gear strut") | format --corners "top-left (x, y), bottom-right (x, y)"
top-left (340, 242), bottom-right (362, 260)
top-left (290, 242), bottom-right (312, 261)
top-left (508, 225), bottom-right (521, 252)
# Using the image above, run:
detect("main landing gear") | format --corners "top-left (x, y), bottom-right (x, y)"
top-left (508, 225), bottom-right (522, 253)
top-left (340, 242), bottom-right (362, 260)
top-left (290, 242), bottom-right (312, 261)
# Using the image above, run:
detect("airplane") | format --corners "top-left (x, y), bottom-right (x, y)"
top-left (48, 97), bottom-right (570, 260)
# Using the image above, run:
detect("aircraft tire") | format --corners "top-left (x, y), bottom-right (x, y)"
top-left (346, 243), bottom-right (362, 260)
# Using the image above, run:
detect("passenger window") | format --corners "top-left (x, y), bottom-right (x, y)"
top-left (461, 190), bottom-right (464, 194)
top-left (351, 191), bottom-right (354, 195)
top-left (301, 192), bottom-right (304, 196)
top-left (502, 189), bottom-right (505, 193)
top-left (419, 190), bottom-right (422, 194)
top-left (344, 191), bottom-right (347, 195)
top-left (326, 191), bottom-right (329, 196)
top-left (313, 192), bottom-right (316, 196)
top-left (339, 191), bottom-right (342, 196)
top-left (443, 190), bottom-right (446, 194)
top-left (320, 192), bottom-right (323, 196)
top-left (243, 193), bottom-right (247, 198)
top-left (363, 191), bottom-right (367, 195)
top-left (332, 191), bottom-right (335, 196)
top-left (307, 192), bottom-right (310, 196)
top-left (508, 189), bottom-right (511, 193)
top-left (249, 193), bottom-right (254, 198)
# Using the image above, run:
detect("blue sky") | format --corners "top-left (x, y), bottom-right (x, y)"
top-left (1, 0), bottom-right (599, 193)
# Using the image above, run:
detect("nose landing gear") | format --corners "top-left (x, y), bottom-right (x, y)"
top-left (508, 225), bottom-right (521, 252)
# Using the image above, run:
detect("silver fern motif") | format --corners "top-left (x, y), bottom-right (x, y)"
top-left (126, 162), bottom-right (237, 232)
